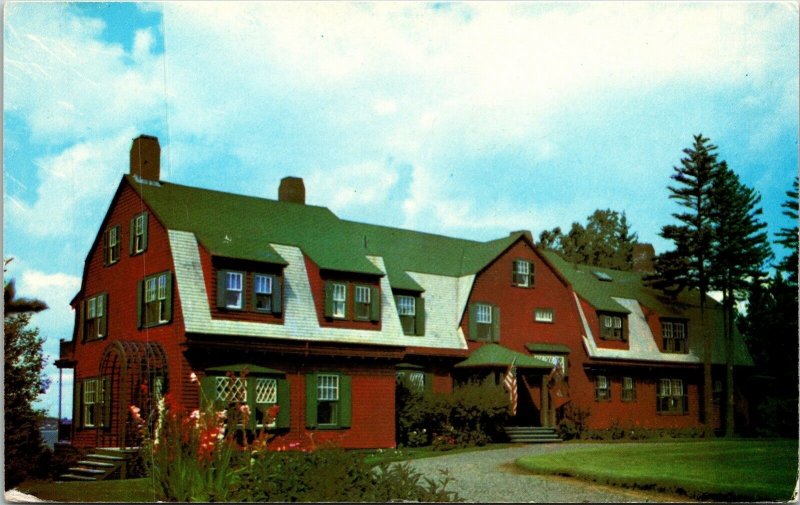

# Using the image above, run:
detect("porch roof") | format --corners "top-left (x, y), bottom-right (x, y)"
top-left (454, 344), bottom-right (553, 370)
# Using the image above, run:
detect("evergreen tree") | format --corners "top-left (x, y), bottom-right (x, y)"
top-left (537, 209), bottom-right (639, 270)
top-left (708, 164), bottom-right (772, 437)
top-left (651, 134), bottom-right (721, 436)
top-left (775, 177), bottom-right (798, 285)
top-left (4, 274), bottom-right (50, 489)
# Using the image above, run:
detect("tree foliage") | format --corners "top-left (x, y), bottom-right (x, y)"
top-left (4, 275), bottom-right (50, 489)
top-left (775, 177), bottom-right (798, 285)
top-left (538, 209), bottom-right (639, 270)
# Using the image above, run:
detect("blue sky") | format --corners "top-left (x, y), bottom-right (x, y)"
top-left (4, 2), bottom-right (798, 418)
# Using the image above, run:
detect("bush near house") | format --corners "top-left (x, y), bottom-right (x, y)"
top-left (396, 377), bottom-right (511, 449)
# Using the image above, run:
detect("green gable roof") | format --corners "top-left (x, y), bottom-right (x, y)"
top-left (130, 175), bottom-right (522, 285)
top-left (454, 343), bottom-right (554, 369)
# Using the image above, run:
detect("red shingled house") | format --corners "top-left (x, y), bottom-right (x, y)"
top-left (56, 135), bottom-right (753, 457)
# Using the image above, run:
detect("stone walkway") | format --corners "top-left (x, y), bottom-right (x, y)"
top-left (405, 443), bottom-right (696, 503)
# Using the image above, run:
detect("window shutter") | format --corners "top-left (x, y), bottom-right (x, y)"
top-left (102, 377), bottom-right (111, 429)
top-left (216, 270), bottom-right (227, 308)
top-left (491, 305), bottom-right (501, 342)
top-left (164, 272), bottom-right (173, 322)
top-left (530, 262), bottom-right (536, 287)
top-left (129, 218), bottom-right (135, 254)
top-left (78, 300), bottom-right (86, 342)
top-left (103, 229), bottom-right (109, 266)
top-left (272, 275), bottom-right (283, 314)
top-left (136, 281), bottom-right (144, 329)
top-left (415, 297), bottom-right (425, 336)
top-left (74, 380), bottom-right (83, 429)
top-left (468, 303), bottom-right (478, 341)
top-left (305, 374), bottom-right (318, 428)
top-left (99, 294), bottom-right (108, 337)
top-left (276, 377), bottom-right (290, 428)
top-left (369, 286), bottom-right (380, 322)
top-left (141, 213), bottom-right (149, 252)
top-left (324, 282), bottom-right (334, 318)
top-left (424, 371), bottom-right (433, 394)
top-left (200, 376), bottom-right (216, 410)
top-left (338, 374), bottom-right (352, 428)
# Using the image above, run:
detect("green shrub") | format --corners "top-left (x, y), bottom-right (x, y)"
top-left (556, 404), bottom-right (591, 440)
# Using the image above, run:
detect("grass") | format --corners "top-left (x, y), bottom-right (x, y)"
top-left (361, 442), bottom-right (515, 465)
top-left (17, 477), bottom-right (159, 503)
top-left (515, 438), bottom-right (799, 502)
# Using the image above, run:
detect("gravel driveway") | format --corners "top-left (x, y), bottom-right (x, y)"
top-left (405, 443), bottom-right (695, 503)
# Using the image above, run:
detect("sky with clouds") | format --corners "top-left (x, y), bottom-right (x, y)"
top-left (4, 2), bottom-right (798, 418)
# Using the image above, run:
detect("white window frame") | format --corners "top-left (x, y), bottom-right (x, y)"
top-left (475, 303), bottom-right (492, 324)
top-left (215, 376), bottom-right (247, 402)
top-left (225, 271), bottom-right (244, 309)
top-left (332, 283), bottom-right (347, 319)
top-left (622, 376), bottom-right (636, 402)
top-left (134, 214), bottom-right (146, 253)
top-left (108, 227), bottom-right (120, 263)
top-left (355, 285), bottom-right (371, 319)
top-left (83, 379), bottom-right (98, 428)
top-left (254, 274), bottom-right (273, 312)
top-left (595, 375), bottom-right (610, 401)
top-left (534, 308), bottom-right (554, 323)
top-left (513, 260), bottom-right (531, 287)
top-left (317, 374), bottom-right (339, 426)
top-left (397, 295), bottom-right (416, 316)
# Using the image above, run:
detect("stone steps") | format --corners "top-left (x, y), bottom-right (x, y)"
top-left (505, 426), bottom-right (562, 443)
top-left (58, 447), bottom-right (140, 482)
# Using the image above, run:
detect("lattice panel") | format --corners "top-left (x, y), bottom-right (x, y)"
top-left (216, 376), bottom-right (247, 402)
top-left (255, 378), bottom-right (277, 403)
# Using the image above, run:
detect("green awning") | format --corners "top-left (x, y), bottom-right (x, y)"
top-left (205, 364), bottom-right (285, 375)
top-left (454, 344), bottom-right (553, 370)
top-left (525, 343), bottom-right (571, 354)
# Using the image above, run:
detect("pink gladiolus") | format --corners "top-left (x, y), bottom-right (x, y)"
top-left (190, 372), bottom-right (198, 383)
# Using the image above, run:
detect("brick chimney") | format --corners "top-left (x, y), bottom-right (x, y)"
top-left (632, 243), bottom-right (655, 273)
top-left (130, 135), bottom-right (161, 181)
top-left (278, 176), bottom-right (305, 204)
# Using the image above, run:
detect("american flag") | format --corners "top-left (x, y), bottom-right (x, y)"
top-left (502, 359), bottom-right (518, 416)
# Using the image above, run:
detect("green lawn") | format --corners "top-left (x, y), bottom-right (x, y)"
top-left (17, 478), bottom-right (158, 502)
top-left (515, 439), bottom-right (799, 501)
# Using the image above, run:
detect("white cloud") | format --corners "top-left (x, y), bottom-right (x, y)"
top-left (307, 161), bottom-right (399, 212)
top-left (18, 268), bottom-right (81, 338)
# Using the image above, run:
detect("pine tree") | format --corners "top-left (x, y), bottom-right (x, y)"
top-left (651, 134), bottom-right (721, 436)
top-left (775, 177), bottom-right (798, 286)
top-left (708, 164), bottom-right (772, 437)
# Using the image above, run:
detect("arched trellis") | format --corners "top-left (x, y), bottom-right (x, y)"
top-left (98, 341), bottom-right (169, 448)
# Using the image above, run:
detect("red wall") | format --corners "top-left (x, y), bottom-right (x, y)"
top-left (70, 181), bottom-right (193, 447)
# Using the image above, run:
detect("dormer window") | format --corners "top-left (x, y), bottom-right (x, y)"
top-left (468, 302), bottom-right (499, 342)
top-left (396, 294), bottom-right (425, 336)
top-left (355, 285), bottom-right (371, 320)
top-left (599, 313), bottom-right (626, 340)
top-left (254, 274), bottom-right (273, 312)
top-left (324, 281), bottom-right (380, 322)
top-left (662, 320), bottom-right (688, 353)
top-left (225, 271), bottom-right (244, 309)
top-left (215, 267), bottom-right (283, 315)
top-left (512, 260), bottom-right (534, 287)
top-left (332, 283), bottom-right (347, 319)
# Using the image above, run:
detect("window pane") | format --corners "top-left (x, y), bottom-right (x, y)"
top-left (255, 275), bottom-right (272, 294)
top-left (157, 275), bottom-right (167, 300)
top-left (476, 304), bottom-right (492, 324)
top-left (355, 286), bottom-right (370, 303)
top-left (87, 298), bottom-right (96, 319)
top-left (614, 317), bottom-right (622, 329)
top-left (333, 284), bottom-right (346, 301)
top-left (216, 376), bottom-right (247, 402)
top-left (96, 295), bottom-right (104, 317)
top-left (662, 322), bottom-right (673, 338)
top-left (535, 308), bottom-right (554, 322)
top-left (255, 378), bottom-right (277, 403)
top-left (398, 296), bottom-right (415, 316)
top-left (145, 278), bottom-right (157, 302)
top-left (317, 374), bottom-right (339, 401)
top-left (226, 272), bottom-right (242, 291)
top-left (674, 323), bottom-right (685, 339)
top-left (604, 316), bottom-right (613, 328)
top-left (135, 215), bottom-right (144, 234)
top-left (317, 401), bottom-right (336, 425)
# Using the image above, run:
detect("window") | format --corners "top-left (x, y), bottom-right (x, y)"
top-left (332, 283), bottom-right (346, 318)
top-left (82, 293), bottom-right (107, 341)
top-left (224, 272), bottom-right (244, 309)
top-left (622, 377), bottom-right (636, 402)
top-left (130, 212), bottom-right (148, 255)
top-left (713, 379), bottom-right (723, 404)
top-left (316, 374), bottom-right (339, 425)
top-left (397, 370), bottom-right (426, 391)
top-left (254, 274), bottom-right (273, 312)
top-left (600, 314), bottom-right (625, 340)
top-left (469, 303), bottom-right (499, 341)
top-left (203, 371), bottom-right (290, 429)
top-left (657, 378), bottom-right (688, 414)
top-left (595, 375), bottom-right (610, 401)
top-left (662, 320), bottom-right (688, 353)
top-left (355, 285), bottom-right (371, 320)
top-left (105, 225), bottom-right (121, 265)
top-left (80, 378), bottom-right (106, 428)
top-left (512, 260), bottom-right (534, 287)
top-left (306, 372), bottom-right (352, 429)
top-left (138, 272), bottom-right (172, 328)
top-left (534, 308), bottom-right (554, 323)
top-left (396, 294), bottom-right (425, 336)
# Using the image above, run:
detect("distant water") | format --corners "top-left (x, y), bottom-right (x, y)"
top-left (41, 430), bottom-right (57, 450)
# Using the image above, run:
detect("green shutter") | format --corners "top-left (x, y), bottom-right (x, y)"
top-left (369, 286), bottom-right (380, 322)
top-left (424, 371), bottom-right (434, 394)
top-left (164, 272), bottom-right (173, 322)
top-left (305, 374), bottom-right (318, 428)
top-left (276, 378), bottom-right (290, 428)
top-left (468, 303), bottom-right (478, 342)
top-left (530, 262), bottom-right (536, 287)
top-left (272, 275), bottom-right (282, 314)
top-left (338, 374), bottom-right (352, 428)
top-left (102, 378), bottom-right (111, 429)
top-left (216, 270), bottom-right (227, 308)
top-left (103, 229), bottom-right (109, 266)
top-left (129, 218), bottom-right (135, 255)
top-left (246, 378), bottom-right (256, 429)
top-left (136, 281), bottom-right (144, 329)
top-left (492, 305), bottom-right (501, 342)
top-left (415, 297), bottom-right (425, 336)
top-left (78, 300), bottom-right (86, 342)
top-left (141, 213), bottom-right (149, 252)
top-left (74, 380), bottom-right (83, 429)
top-left (99, 294), bottom-right (108, 337)
top-left (324, 282), bottom-right (334, 318)
top-left (200, 376), bottom-right (217, 410)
